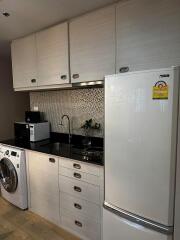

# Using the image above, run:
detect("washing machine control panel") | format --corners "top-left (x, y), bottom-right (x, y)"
top-left (11, 151), bottom-right (17, 156)
top-left (0, 146), bottom-right (22, 159)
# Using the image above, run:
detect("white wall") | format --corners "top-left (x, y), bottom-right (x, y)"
top-left (0, 57), bottom-right (29, 140)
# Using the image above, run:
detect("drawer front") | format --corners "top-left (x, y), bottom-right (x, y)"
top-left (60, 192), bottom-right (101, 222)
top-left (61, 208), bottom-right (101, 240)
top-left (59, 157), bottom-right (100, 176)
top-left (59, 175), bottom-right (100, 204)
top-left (59, 166), bottom-right (100, 185)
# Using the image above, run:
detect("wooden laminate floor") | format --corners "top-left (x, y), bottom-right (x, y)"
top-left (0, 197), bottom-right (80, 240)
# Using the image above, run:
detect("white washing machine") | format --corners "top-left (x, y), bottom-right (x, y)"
top-left (0, 144), bottom-right (28, 209)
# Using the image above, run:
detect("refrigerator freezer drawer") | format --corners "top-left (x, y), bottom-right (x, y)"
top-left (103, 208), bottom-right (172, 240)
top-left (104, 201), bottom-right (173, 235)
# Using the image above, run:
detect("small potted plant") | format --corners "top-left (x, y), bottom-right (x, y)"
top-left (81, 119), bottom-right (101, 146)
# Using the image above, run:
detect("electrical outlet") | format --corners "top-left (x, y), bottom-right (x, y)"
top-left (33, 106), bottom-right (39, 111)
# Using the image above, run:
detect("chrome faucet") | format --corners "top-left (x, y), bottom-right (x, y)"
top-left (59, 115), bottom-right (72, 144)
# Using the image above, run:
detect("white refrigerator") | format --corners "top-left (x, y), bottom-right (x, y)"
top-left (103, 67), bottom-right (180, 240)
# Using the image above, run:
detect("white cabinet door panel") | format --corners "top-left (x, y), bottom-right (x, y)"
top-left (116, 0), bottom-right (180, 72)
top-left (11, 34), bottom-right (38, 88)
top-left (70, 5), bottom-right (115, 82)
top-left (36, 22), bottom-right (69, 86)
top-left (31, 192), bottom-right (59, 225)
top-left (27, 151), bottom-right (59, 224)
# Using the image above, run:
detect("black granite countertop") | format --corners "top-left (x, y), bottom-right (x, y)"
top-left (1, 133), bottom-right (104, 166)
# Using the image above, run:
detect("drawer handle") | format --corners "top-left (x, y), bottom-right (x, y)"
top-left (75, 220), bottom-right (82, 227)
top-left (72, 74), bottom-right (79, 79)
top-left (74, 203), bottom-right (82, 210)
top-left (74, 186), bottom-right (82, 192)
top-left (61, 75), bottom-right (67, 80)
top-left (49, 158), bottom-right (55, 163)
top-left (74, 172), bottom-right (81, 179)
top-left (73, 163), bottom-right (81, 169)
top-left (119, 66), bottom-right (129, 73)
top-left (31, 79), bottom-right (36, 83)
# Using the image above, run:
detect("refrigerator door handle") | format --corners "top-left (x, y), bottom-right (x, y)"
top-left (104, 201), bottom-right (173, 235)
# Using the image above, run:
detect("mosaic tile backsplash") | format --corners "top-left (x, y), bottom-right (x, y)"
top-left (30, 88), bottom-right (104, 137)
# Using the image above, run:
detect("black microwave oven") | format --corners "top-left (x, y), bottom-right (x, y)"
top-left (14, 122), bottom-right (30, 141)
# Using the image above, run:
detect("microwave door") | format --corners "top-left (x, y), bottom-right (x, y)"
top-left (14, 123), bottom-right (30, 141)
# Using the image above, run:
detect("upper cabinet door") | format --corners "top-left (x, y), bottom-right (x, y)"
top-left (70, 6), bottom-right (115, 83)
top-left (36, 22), bottom-right (69, 86)
top-left (11, 35), bottom-right (38, 89)
top-left (116, 0), bottom-right (180, 73)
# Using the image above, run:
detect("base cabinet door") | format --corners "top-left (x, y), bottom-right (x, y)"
top-left (27, 151), bottom-right (59, 225)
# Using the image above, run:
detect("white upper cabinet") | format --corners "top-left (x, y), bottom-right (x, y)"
top-left (70, 5), bottom-right (116, 83)
top-left (11, 22), bottom-right (69, 90)
top-left (11, 1), bottom-right (180, 90)
top-left (116, 0), bottom-right (180, 73)
top-left (36, 23), bottom-right (69, 86)
top-left (11, 34), bottom-right (38, 89)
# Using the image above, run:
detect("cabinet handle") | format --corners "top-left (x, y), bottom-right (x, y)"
top-left (75, 220), bottom-right (82, 227)
top-left (74, 186), bottom-right (82, 192)
top-left (72, 74), bottom-right (79, 79)
top-left (61, 75), bottom-right (67, 80)
top-left (31, 79), bottom-right (36, 83)
top-left (119, 67), bottom-right (129, 73)
top-left (74, 203), bottom-right (82, 210)
top-left (73, 163), bottom-right (81, 169)
top-left (74, 172), bottom-right (81, 179)
top-left (49, 158), bottom-right (55, 163)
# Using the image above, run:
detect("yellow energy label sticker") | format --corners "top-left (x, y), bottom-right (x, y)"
top-left (152, 81), bottom-right (168, 100)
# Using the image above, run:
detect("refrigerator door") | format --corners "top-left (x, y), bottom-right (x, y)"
top-left (105, 68), bottom-right (179, 226)
top-left (103, 208), bottom-right (172, 240)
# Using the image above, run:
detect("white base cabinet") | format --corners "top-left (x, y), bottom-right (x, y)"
top-left (26, 150), bottom-right (60, 225)
top-left (59, 157), bottom-right (104, 240)
top-left (26, 151), bottom-right (104, 240)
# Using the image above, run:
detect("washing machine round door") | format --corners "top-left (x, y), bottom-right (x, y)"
top-left (0, 158), bottom-right (18, 193)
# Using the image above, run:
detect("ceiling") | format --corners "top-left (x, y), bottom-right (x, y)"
top-left (0, 0), bottom-right (117, 58)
